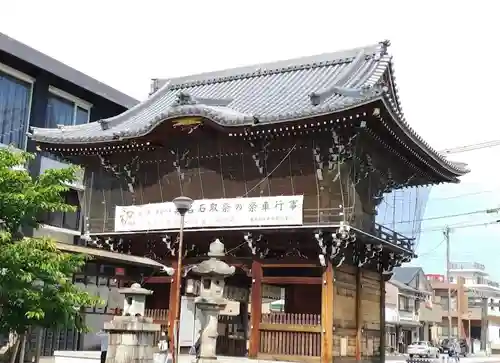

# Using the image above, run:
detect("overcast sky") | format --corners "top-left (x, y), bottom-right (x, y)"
top-left (1, 0), bottom-right (499, 277)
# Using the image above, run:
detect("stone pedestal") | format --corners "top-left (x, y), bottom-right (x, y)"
top-left (104, 316), bottom-right (160, 363)
top-left (196, 302), bottom-right (227, 361)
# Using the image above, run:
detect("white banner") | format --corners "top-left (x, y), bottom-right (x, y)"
top-left (114, 195), bottom-right (304, 232)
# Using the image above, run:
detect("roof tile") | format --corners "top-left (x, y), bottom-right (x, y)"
top-left (30, 40), bottom-right (468, 177)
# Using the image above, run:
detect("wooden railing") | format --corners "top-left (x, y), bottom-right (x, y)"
top-left (144, 309), bottom-right (169, 343)
top-left (259, 313), bottom-right (321, 360)
top-left (376, 224), bottom-right (414, 251)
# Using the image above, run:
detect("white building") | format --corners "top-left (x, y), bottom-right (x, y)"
top-left (449, 261), bottom-right (500, 352)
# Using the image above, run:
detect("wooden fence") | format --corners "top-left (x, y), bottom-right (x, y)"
top-left (259, 313), bottom-right (321, 360)
top-left (217, 315), bottom-right (246, 357)
top-left (144, 309), bottom-right (169, 343)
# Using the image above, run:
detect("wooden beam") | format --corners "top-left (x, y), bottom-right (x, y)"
top-left (167, 261), bottom-right (179, 347)
top-left (262, 276), bottom-right (322, 285)
top-left (144, 276), bottom-right (172, 284)
top-left (321, 262), bottom-right (334, 363)
top-left (355, 267), bottom-right (362, 361)
top-left (249, 260), bottom-right (263, 358)
top-left (379, 271), bottom-right (386, 363)
top-left (262, 262), bottom-right (319, 268)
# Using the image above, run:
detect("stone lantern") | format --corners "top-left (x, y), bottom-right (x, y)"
top-left (119, 283), bottom-right (153, 316)
top-left (191, 239), bottom-right (235, 363)
top-left (104, 283), bottom-right (160, 363)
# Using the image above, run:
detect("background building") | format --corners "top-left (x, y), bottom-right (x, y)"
top-left (385, 267), bottom-right (442, 354)
top-left (0, 31), bottom-right (140, 356)
top-left (427, 261), bottom-right (500, 354)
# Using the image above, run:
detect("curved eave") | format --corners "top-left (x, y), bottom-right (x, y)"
top-left (379, 58), bottom-right (469, 178)
top-left (379, 96), bottom-right (469, 178)
top-left (30, 95), bottom-right (381, 146)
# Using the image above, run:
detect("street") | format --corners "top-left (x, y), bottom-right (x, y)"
top-left (387, 356), bottom-right (500, 363)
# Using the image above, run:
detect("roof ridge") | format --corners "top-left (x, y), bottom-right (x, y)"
top-left (167, 41), bottom-right (388, 89)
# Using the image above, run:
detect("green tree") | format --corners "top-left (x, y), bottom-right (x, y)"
top-left (0, 148), bottom-right (100, 359)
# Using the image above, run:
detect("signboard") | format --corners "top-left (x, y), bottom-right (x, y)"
top-left (114, 195), bottom-right (304, 232)
top-left (425, 274), bottom-right (445, 282)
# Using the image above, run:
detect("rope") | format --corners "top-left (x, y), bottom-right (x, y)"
top-left (240, 144), bottom-right (296, 198)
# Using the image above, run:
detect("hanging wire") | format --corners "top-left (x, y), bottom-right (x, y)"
top-left (312, 140), bottom-right (321, 224)
top-left (240, 144), bottom-right (248, 196)
top-left (218, 141), bottom-right (226, 198)
top-left (85, 171), bottom-right (94, 235)
top-left (337, 160), bottom-right (347, 223)
top-left (418, 237), bottom-right (446, 257)
top-left (240, 144), bottom-right (296, 198)
top-left (288, 146), bottom-right (295, 195)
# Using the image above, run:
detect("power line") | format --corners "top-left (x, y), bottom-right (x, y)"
top-left (440, 140), bottom-right (500, 154)
top-left (418, 237), bottom-right (446, 257)
top-left (417, 220), bottom-right (500, 234)
top-left (430, 190), bottom-right (494, 201)
top-left (393, 207), bottom-right (500, 225)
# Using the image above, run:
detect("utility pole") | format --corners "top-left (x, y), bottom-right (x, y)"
top-left (444, 226), bottom-right (452, 340)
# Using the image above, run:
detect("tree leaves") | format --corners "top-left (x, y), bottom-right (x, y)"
top-left (0, 148), bottom-right (79, 234)
top-left (0, 148), bottom-right (100, 334)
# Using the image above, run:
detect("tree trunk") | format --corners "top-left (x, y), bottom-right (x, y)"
top-left (8, 334), bottom-right (19, 363)
top-left (17, 334), bottom-right (26, 363)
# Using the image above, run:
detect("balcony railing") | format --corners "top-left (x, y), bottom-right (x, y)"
top-left (449, 261), bottom-right (485, 271)
top-left (39, 189), bottom-right (81, 232)
top-left (89, 206), bottom-right (415, 252)
top-left (39, 153), bottom-right (84, 189)
top-left (40, 210), bottom-right (80, 231)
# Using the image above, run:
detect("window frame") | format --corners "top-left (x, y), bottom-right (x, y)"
top-left (47, 85), bottom-right (92, 127)
top-left (0, 61), bottom-right (35, 151)
top-left (398, 294), bottom-right (413, 312)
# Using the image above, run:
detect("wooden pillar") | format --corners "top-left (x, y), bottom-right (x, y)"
top-left (249, 260), bottom-right (263, 358)
top-left (355, 267), bottom-right (362, 361)
top-left (379, 272), bottom-right (386, 363)
top-left (167, 261), bottom-right (179, 346)
top-left (321, 262), bottom-right (334, 363)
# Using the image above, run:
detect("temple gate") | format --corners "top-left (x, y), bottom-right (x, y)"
top-left (30, 40), bottom-right (468, 363)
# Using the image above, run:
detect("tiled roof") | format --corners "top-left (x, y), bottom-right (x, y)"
top-left (389, 279), bottom-right (421, 294)
top-left (29, 40), bottom-right (468, 176)
top-left (392, 266), bottom-right (422, 284)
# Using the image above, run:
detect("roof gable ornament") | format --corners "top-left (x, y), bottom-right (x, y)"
top-left (173, 92), bottom-right (233, 107)
top-left (99, 120), bottom-right (110, 130)
top-left (310, 84), bottom-right (388, 106)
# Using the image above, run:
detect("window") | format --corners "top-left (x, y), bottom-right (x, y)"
top-left (0, 62), bottom-right (34, 149)
top-left (40, 189), bottom-right (81, 230)
top-left (441, 296), bottom-right (449, 310)
top-left (399, 295), bottom-right (413, 311)
top-left (45, 86), bottom-right (91, 128)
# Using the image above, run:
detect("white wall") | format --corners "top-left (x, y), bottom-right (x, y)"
top-left (488, 322), bottom-right (500, 345)
top-left (385, 307), bottom-right (398, 324)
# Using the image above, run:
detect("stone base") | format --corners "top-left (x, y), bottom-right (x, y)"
top-left (104, 316), bottom-right (160, 363)
top-left (104, 315), bottom-right (159, 332)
